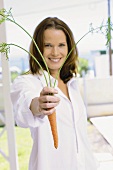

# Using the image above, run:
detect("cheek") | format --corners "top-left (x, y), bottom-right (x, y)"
top-left (64, 48), bottom-right (68, 56)
top-left (65, 45), bottom-right (68, 54)
top-left (43, 49), bottom-right (51, 57)
top-left (60, 47), bottom-right (68, 55)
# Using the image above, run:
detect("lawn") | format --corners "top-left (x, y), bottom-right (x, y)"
top-left (0, 126), bottom-right (32, 170)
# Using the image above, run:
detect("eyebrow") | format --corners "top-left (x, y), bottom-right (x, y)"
top-left (44, 42), bottom-right (67, 43)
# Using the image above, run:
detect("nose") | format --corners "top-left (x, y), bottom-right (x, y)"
top-left (51, 47), bottom-right (59, 57)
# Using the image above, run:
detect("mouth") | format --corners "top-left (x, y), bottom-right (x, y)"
top-left (49, 58), bottom-right (61, 63)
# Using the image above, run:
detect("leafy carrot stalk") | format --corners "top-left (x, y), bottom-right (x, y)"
top-left (48, 111), bottom-right (58, 149)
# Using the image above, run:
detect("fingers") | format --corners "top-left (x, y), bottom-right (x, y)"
top-left (38, 99), bottom-right (59, 110)
top-left (39, 107), bottom-right (56, 116)
top-left (30, 87), bottom-right (60, 117)
top-left (38, 87), bottom-right (60, 116)
top-left (38, 95), bottom-right (60, 103)
top-left (40, 87), bottom-right (58, 96)
top-left (39, 86), bottom-right (60, 104)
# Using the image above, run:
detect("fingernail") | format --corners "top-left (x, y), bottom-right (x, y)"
top-left (54, 89), bottom-right (58, 93)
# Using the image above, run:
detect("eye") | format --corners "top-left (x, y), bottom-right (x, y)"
top-left (59, 43), bottom-right (66, 47)
top-left (44, 43), bottom-right (52, 47)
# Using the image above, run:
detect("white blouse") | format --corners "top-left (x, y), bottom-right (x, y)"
top-left (10, 71), bottom-right (98, 170)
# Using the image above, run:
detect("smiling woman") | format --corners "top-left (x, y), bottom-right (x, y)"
top-left (9, 17), bottom-right (98, 170)
top-left (29, 17), bottom-right (78, 83)
top-left (43, 29), bottom-right (68, 77)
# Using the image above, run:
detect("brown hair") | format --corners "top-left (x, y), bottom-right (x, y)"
top-left (29, 17), bottom-right (78, 83)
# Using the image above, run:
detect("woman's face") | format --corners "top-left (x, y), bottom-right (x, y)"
top-left (43, 28), bottom-right (68, 77)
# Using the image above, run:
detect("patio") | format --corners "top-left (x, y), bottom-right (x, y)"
top-left (88, 118), bottom-right (113, 170)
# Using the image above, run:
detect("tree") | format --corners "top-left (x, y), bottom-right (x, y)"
top-left (78, 57), bottom-right (89, 77)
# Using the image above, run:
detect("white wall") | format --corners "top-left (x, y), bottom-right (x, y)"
top-left (78, 76), bottom-right (113, 117)
top-left (94, 54), bottom-right (113, 77)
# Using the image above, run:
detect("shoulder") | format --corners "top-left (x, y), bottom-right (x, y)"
top-left (68, 76), bottom-right (79, 89)
top-left (13, 74), bottom-right (39, 82)
top-left (12, 74), bottom-right (42, 90)
top-left (69, 77), bottom-right (84, 101)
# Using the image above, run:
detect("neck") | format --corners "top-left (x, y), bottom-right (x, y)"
top-left (50, 71), bottom-right (60, 80)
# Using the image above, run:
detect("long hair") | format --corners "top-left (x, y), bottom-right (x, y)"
top-left (29, 17), bottom-right (78, 83)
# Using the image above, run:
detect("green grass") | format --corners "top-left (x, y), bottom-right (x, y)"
top-left (0, 126), bottom-right (32, 170)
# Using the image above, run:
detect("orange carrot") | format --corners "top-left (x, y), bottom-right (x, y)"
top-left (48, 111), bottom-right (58, 149)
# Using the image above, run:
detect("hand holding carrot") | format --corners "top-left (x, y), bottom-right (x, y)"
top-left (30, 87), bottom-right (60, 148)
top-left (38, 87), bottom-right (60, 115)
top-left (30, 87), bottom-right (60, 116)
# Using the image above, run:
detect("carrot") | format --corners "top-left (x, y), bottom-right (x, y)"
top-left (48, 111), bottom-right (58, 149)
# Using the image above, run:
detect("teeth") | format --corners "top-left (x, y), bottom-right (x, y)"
top-left (50, 58), bottom-right (60, 62)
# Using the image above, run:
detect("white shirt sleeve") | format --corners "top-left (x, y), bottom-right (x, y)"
top-left (10, 75), bottom-right (47, 128)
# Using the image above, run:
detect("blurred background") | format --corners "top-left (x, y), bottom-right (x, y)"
top-left (0, 0), bottom-right (113, 170)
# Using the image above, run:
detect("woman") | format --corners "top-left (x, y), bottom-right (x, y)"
top-left (11, 17), bottom-right (98, 170)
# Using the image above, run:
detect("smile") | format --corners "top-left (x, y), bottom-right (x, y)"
top-left (49, 58), bottom-right (61, 62)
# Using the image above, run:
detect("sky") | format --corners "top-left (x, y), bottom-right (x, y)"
top-left (2, 0), bottom-right (113, 57)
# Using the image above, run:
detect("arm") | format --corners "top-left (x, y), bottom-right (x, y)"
top-left (11, 75), bottom-right (60, 128)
